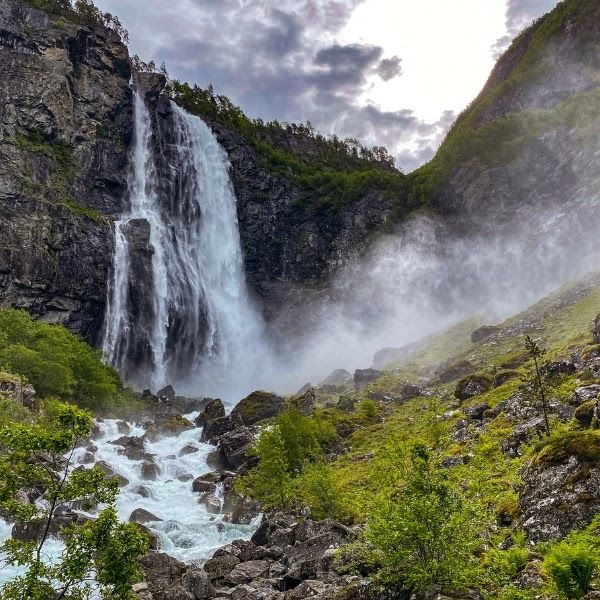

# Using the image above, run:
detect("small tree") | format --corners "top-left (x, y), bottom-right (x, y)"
top-left (0, 400), bottom-right (148, 599)
top-left (367, 444), bottom-right (481, 593)
top-left (524, 335), bottom-right (551, 436)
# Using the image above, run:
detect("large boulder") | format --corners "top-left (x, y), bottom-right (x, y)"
top-left (194, 398), bottom-right (225, 427)
top-left (520, 433), bottom-right (600, 542)
top-left (219, 427), bottom-right (255, 469)
top-left (200, 414), bottom-right (243, 444)
top-left (454, 375), bottom-right (491, 401)
top-left (353, 369), bottom-right (381, 389)
top-left (320, 369), bottom-right (352, 386)
top-left (470, 325), bottom-right (499, 343)
top-left (231, 391), bottom-right (284, 426)
top-left (593, 312), bottom-right (600, 343)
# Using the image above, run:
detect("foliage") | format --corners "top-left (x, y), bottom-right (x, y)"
top-left (167, 81), bottom-right (414, 215)
top-left (366, 443), bottom-right (482, 592)
top-left (22, 0), bottom-right (129, 42)
top-left (484, 531), bottom-right (530, 586)
top-left (543, 519), bottom-right (600, 599)
top-left (0, 400), bottom-right (147, 599)
top-left (237, 408), bottom-right (337, 511)
top-left (0, 309), bottom-right (120, 410)
top-left (297, 461), bottom-right (345, 521)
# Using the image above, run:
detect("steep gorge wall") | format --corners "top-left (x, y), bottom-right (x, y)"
top-left (0, 0), bottom-right (132, 341)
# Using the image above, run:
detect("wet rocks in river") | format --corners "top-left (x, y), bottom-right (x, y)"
top-left (194, 399), bottom-right (226, 428)
top-left (130, 508), bottom-right (162, 524)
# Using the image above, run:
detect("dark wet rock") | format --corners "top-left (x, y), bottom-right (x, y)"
top-left (575, 400), bottom-right (600, 428)
top-left (116, 420), bottom-right (130, 434)
top-left (354, 369), bottom-right (381, 389)
top-left (492, 370), bottom-right (519, 387)
top-left (82, 451), bottom-right (95, 464)
top-left (201, 414), bottom-right (244, 444)
top-left (130, 508), bottom-right (162, 524)
top-left (202, 493), bottom-right (223, 514)
top-left (206, 448), bottom-right (229, 470)
top-left (543, 360), bottom-right (577, 378)
top-left (139, 552), bottom-right (193, 600)
top-left (178, 444), bottom-right (199, 457)
top-left (12, 509), bottom-right (89, 541)
top-left (231, 391), bottom-right (285, 426)
top-left (454, 375), bottom-right (491, 401)
top-left (192, 471), bottom-right (231, 495)
top-left (501, 417), bottom-right (547, 458)
top-left (151, 414), bottom-right (195, 438)
top-left (157, 384), bottom-right (176, 402)
top-left (219, 427), bottom-right (254, 469)
top-left (110, 435), bottom-right (151, 461)
top-left (435, 360), bottom-right (475, 384)
top-left (131, 485), bottom-right (151, 498)
top-left (470, 325), bottom-right (499, 343)
top-left (226, 560), bottom-right (270, 585)
top-left (195, 399), bottom-right (226, 427)
top-left (94, 461), bottom-right (129, 487)
top-left (141, 461), bottom-right (161, 481)
top-left (183, 569), bottom-right (216, 599)
top-left (204, 555), bottom-right (241, 582)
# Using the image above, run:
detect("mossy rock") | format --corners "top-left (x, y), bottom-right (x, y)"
top-left (575, 400), bottom-right (599, 428)
top-left (492, 369), bottom-right (519, 387)
top-left (159, 415), bottom-right (194, 435)
top-left (534, 431), bottom-right (600, 467)
top-left (231, 390), bottom-right (284, 425)
top-left (436, 360), bottom-right (475, 384)
top-left (454, 374), bottom-right (492, 401)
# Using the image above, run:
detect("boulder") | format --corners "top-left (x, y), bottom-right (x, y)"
top-left (202, 493), bottom-right (223, 514)
top-left (183, 569), bottom-right (216, 599)
top-left (593, 313), bottom-right (600, 343)
top-left (463, 403), bottom-right (490, 421)
top-left (178, 444), bottom-right (199, 457)
top-left (293, 387), bottom-right (317, 415)
top-left (353, 369), bottom-right (381, 389)
top-left (470, 325), bottom-right (499, 343)
top-left (110, 435), bottom-right (151, 461)
top-left (129, 508), bottom-right (162, 524)
top-left (201, 414), bottom-right (243, 444)
top-left (336, 396), bottom-right (355, 412)
top-left (575, 400), bottom-right (599, 428)
top-left (226, 560), bottom-right (270, 586)
top-left (94, 461), bottom-right (129, 487)
top-left (454, 375), bottom-right (491, 401)
top-left (219, 427), bottom-right (254, 469)
top-left (572, 385), bottom-right (600, 406)
top-left (231, 391), bottom-right (285, 426)
top-left (204, 555), bottom-right (241, 581)
top-left (157, 384), bottom-right (176, 402)
top-left (141, 461), bottom-right (161, 481)
top-left (195, 399), bottom-right (226, 427)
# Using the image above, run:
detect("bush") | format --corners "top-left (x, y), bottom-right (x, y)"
top-left (298, 462), bottom-right (345, 521)
top-left (237, 408), bottom-right (338, 510)
top-left (544, 538), bottom-right (599, 598)
top-left (367, 443), bottom-right (482, 592)
top-left (0, 310), bottom-right (120, 410)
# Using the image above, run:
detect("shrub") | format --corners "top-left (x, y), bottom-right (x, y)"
top-left (0, 310), bottom-right (120, 410)
top-left (367, 443), bottom-right (482, 591)
top-left (298, 462), bottom-right (345, 521)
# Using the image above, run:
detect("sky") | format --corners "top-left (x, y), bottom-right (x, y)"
top-left (95, 0), bottom-right (559, 172)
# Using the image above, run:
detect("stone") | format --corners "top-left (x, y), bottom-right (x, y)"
top-left (593, 313), bottom-right (600, 343)
top-left (454, 375), bottom-right (491, 401)
top-left (116, 420), bottom-right (130, 434)
top-left (470, 325), bottom-right (499, 343)
top-left (129, 508), bottom-right (162, 524)
top-left (336, 396), bottom-right (355, 412)
top-left (202, 493), bottom-right (223, 514)
top-left (195, 398), bottom-right (226, 427)
top-left (231, 391), bottom-right (285, 426)
top-left (184, 569), bottom-right (216, 599)
top-left (219, 427), bottom-right (254, 469)
top-left (572, 385), bottom-right (600, 406)
top-left (178, 444), bottom-right (200, 457)
top-left (226, 560), bottom-right (270, 586)
top-left (204, 555), bottom-right (241, 581)
top-left (353, 369), bottom-right (381, 389)
top-left (575, 400), bottom-right (599, 428)
top-left (157, 384), bottom-right (176, 401)
top-left (141, 461), bottom-right (161, 481)
top-left (201, 415), bottom-right (243, 444)
top-left (94, 461), bottom-right (129, 487)
top-left (463, 403), bottom-right (490, 421)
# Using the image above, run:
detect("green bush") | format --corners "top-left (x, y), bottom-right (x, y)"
top-left (544, 539), bottom-right (599, 598)
top-left (298, 462), bottom-right (345, 521)
top-left (367, 443), bottom-right (482, 592)
top-left (238, 408), bottom-right (338, 510)
top-left (0, 310), bottom-right (120, 410)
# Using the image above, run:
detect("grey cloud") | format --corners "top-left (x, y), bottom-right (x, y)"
top-left (376, 56), bottom-right (402, 81)
top-left (94, 0), bottom-right (450, 171)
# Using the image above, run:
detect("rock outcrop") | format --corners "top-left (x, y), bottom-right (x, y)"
top-left (0, 0), bottom-right (132, 342)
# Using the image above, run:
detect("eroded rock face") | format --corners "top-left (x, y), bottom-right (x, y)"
top-left (520, 454), bottom-right (600, 542)
top-left (0, 0), bottom-right (132, 342)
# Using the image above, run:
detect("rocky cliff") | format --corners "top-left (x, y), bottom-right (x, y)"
top-left (0, 0), bottom-right (132, 341)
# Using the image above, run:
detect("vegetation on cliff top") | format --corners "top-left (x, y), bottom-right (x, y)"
top-left (168, 81), bottom-right (414, 215)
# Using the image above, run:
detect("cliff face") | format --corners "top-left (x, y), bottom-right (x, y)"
top-left (0, 0), bottom-right (132, 342)
top-left (420, 0), bottom-right (600, 225)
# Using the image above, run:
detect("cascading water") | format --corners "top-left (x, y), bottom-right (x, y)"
top-left (102, 91), bottom-right (267, 399)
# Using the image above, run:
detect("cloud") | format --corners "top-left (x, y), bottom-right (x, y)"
top-left (493, 0), bottom-right (559, 56)
top-left (94, 0), bottom-right (452, 171)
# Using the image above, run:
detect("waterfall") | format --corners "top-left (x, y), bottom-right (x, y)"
top-left (103, 91), bottom-right (266, 400)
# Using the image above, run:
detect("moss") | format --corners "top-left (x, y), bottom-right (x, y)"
top-left (533, 431), bottom-right (600, 467)
top-left (60, 198), bottom-right (102, 222)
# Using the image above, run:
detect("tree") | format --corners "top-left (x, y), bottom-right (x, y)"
top-left (524, 335), bottom-right (551, 436)
top-left (367, 444), bottom-right (481, 593)
top-left (0, 400), bottom-right (148, 599)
